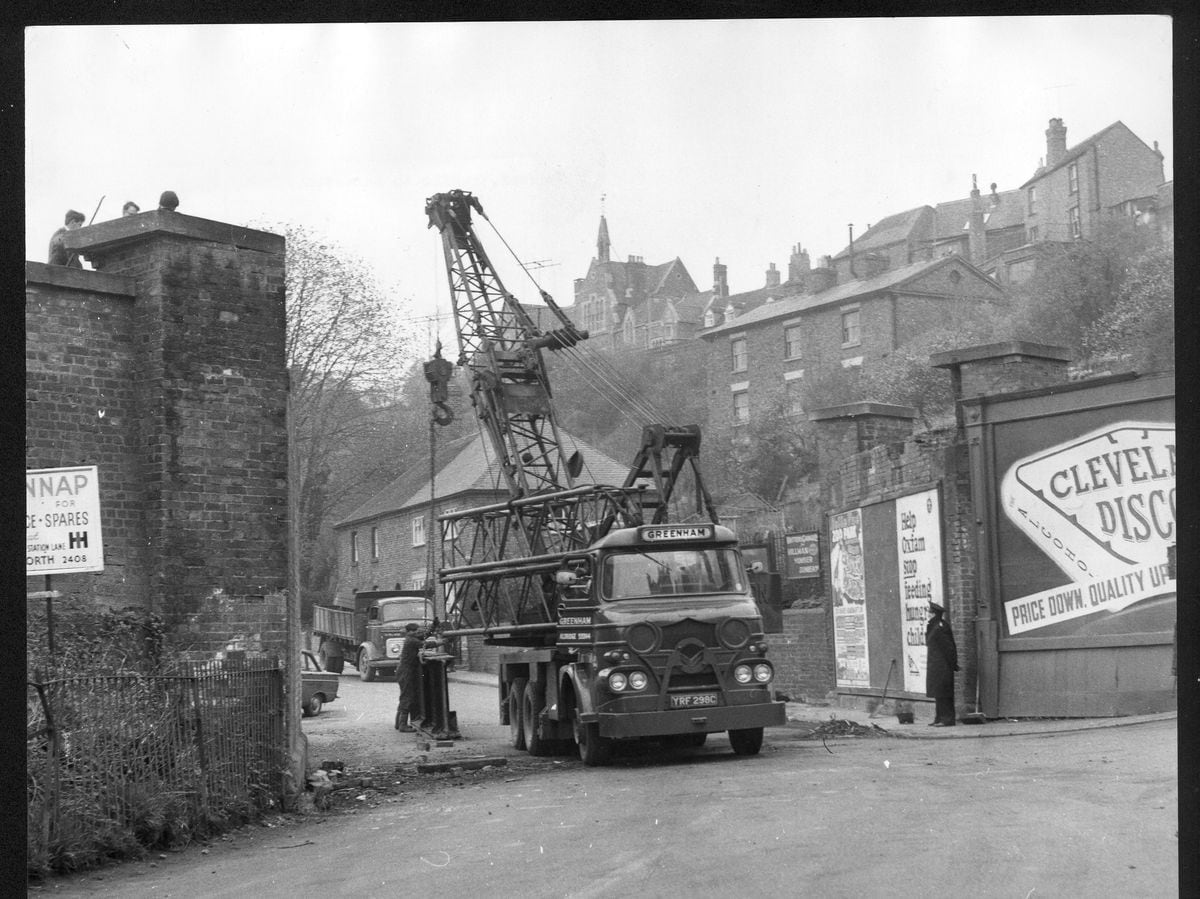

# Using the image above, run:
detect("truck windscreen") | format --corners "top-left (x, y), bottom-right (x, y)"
top-left (601, 548), bottom-right (748, 600)
top-left (379, 601), bottom-right (428, 623)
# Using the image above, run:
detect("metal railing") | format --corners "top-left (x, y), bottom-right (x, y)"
top-left (27, 658), bottom-right (285, 876)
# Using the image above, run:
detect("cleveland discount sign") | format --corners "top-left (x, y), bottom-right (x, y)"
top-left (999, 422), bottom-right (1174, 635)
top-left (26, 466), bottom-right (106, 575)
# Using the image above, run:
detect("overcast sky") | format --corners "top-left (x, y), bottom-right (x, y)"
top-left (26, 18), bottom-right (1173, 353)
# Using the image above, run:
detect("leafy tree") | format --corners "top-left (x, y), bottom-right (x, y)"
top-left (741, 396), bottom-right (819, 502)
top-left (1006, 218), bottom-right (1163, 357)
top-left (859, 305), bottom-right (1008, 428)
top-left (1083, 242), bottom-right (1174, 372)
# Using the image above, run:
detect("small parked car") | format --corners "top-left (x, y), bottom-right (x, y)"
top-left (301, 649), bottom-right (339, 717)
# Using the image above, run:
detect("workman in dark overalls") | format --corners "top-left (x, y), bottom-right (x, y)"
top-left (394, 623), bottom-right (424, 732)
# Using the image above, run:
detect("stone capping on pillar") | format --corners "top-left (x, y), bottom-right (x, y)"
top-left (929, 341), bottom-right (1072, 404)
top-left (62, 209), bottom-right (284, 258)
top-left (929, 340), bottom-right (1073, 371)
top-left (808, 401), bottom-right (918, 423)
top-left (25, 260), bottom-right (136, 296)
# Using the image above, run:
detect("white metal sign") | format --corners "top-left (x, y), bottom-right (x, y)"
top-left (999, 421), bottom-right (1175, 634)
top-left (26, 466), bottom-right (105, 575)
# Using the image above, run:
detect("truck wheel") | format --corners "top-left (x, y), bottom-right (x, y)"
top-left (508, 678), bottom-right (528, 750)
top-left (358, 650), bottom-right (376, 682)
top-left (305, 695), bottom-right (323, 717)
top-left (319, 645), bottom-right (344, 674)
top-left (574, 711), bottom-right (612, 767)
top-left (728, 727), bottom-right (763, 756)
top-left (523, 681), bottom-right (551, 757)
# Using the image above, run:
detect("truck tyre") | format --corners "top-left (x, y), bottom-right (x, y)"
top-left (508, 678), bottom-right (528, 750)
top-left (728, 727), bottom-right (763, 755)
top-left (574, 711), bottom-right (612, 767)
top-left (523, 681), bottom-right (551, 757)
top-left (358, 650), bottom-right (376, 682)
top-left (304, 695), bottom-right (323, 717)
top-left (318, 644), bottom-right (344, 674)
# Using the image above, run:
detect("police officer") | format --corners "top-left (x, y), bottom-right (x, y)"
top-left (925, 601), bottom-right (959, 726)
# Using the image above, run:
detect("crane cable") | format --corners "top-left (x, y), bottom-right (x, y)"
top-left (480, 215), bottom-right (681, 429)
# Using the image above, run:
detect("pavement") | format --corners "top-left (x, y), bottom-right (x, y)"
top-left (445, 669), bottom-right (1177, 741)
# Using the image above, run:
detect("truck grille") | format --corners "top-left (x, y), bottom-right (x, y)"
top-left (666, 671), bottom-right (720, 691)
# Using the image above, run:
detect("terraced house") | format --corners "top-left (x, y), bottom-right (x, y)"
top-left (700, 254), bottom-right (1006, 445)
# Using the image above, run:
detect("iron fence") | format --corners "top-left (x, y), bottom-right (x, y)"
top-left (27, 658), bottom-right (285, 876)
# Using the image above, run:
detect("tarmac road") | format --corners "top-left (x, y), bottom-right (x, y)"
top-left (35, 673), bottom-right (1178, 898)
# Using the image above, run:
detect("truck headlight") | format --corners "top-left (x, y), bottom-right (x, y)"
top-left (608, 672), bottom-right (628, 692)
top-left (628, 670), bottom-right (648, 691)
top-left (733, 664), bottom-right (753, 684)
top-left (753, 663), bottom-right (773, 683)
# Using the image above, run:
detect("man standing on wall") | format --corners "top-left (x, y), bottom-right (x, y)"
top-left (926, 601), bottom-right (959, 726)
top-left (394, 622), bottom-right (423, 733)
top-left (48, 209), bottom-right (85, 267)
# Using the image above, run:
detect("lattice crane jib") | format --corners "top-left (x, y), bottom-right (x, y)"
top-left (426, 189), bottom-right (587, 500)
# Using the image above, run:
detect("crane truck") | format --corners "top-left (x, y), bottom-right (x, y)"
top-left (425, 189), bottom-right (785, 765)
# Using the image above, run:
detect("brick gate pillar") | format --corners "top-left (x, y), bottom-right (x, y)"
top-left (65, 211), bottom-right (289, 659)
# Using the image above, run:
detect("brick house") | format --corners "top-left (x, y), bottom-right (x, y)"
top-left (333, 430), bottom-right (631, 609)
top-left (699, 254), bottom-right (1006, 447)
top-left (569, 214), bottom-right (704, 349)
top-left (830, 206), bottom-right (934, 283)
top-left (987, 118), bottom-right (1167, 285)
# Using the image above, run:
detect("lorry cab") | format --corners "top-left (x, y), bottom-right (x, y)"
top-left (532, 522), bottom-right (785, 763)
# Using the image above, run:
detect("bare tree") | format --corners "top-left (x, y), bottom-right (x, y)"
top-left (264, 223), bottom-right (419, 615)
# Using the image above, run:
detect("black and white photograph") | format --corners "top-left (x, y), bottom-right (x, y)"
top-left (24, 16), bottom-right (1178, 897)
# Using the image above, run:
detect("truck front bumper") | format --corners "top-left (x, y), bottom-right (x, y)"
top-left (597, 700), bottom-right (786, 739)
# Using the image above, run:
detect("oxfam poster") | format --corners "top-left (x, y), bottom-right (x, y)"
top-left (1000, 421), bottom-right (1175, 635)
top-left (896, 490), bottom-right (943, 692)
top-left (830, 509), bottom-right (868, 687)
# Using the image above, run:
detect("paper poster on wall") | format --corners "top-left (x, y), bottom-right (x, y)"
top-left (896, 489), bottom-right (944, 692)
top-left (830, 508), bottom-right (869, 687)
top-left (1000, 421), bottom-right (1175, 635)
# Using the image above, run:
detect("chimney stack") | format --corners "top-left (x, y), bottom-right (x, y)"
top-left (1045, 118), bottom-right (1067, 168)
top-left (968, 174), bottom-right (986, 264)
top-left (859, 252), bottom-right (889, 280)
top-left (713, 258), bottom-right (729, 300)
top-left (809, 256), bottom-right (837, 293)
top-left (788, 243), bottom-right (811, 282)
top-left (765, 262), bottom-right (781, 288)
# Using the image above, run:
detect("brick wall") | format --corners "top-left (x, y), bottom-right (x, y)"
top-left (26, 264), bottom-right (148, 609)
top-left (772, 607), bottom-right (836, 701)
top-left (27, 211), bottom-right (289, 661)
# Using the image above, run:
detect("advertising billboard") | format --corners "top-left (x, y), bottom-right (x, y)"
top-left (27, 466), bottom-right (105, 575)
top-left (998, 420), bottom-right (1175, 638)
top-left (830, 509), bottom-right (869, 687)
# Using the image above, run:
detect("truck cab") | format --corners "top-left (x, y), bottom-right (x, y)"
top-left (500, 523), bottom-right (786, 764)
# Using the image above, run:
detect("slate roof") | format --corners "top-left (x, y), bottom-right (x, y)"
top-left (700, 280), bottom-right (806, 323)
top-left (700, 255), bottom-right (1000, 338)
top-left (931, 189), bottom-right (1025, 242)
top-left (832, 206), bottom-right (931, 260)
top-left (336, 430), bottom-right (633, 528)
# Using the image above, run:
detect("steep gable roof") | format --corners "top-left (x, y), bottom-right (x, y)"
top-left (932, 189), bottom-right (1024, 242)
top-left (335, 430), bottom-right (633, 528)
top-left (832, 205), bottom-right (932, 260)
top-left (1019, 121), bottom-right (1147, 188)
top-left (700, 255), bottom-right (1001, 337)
